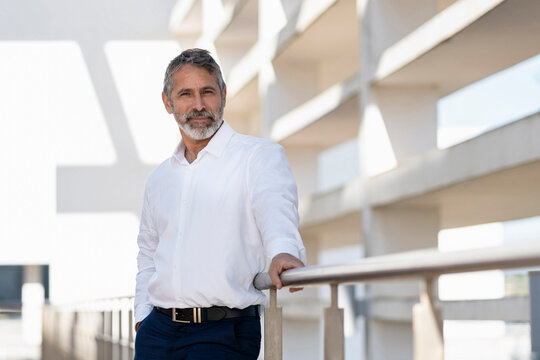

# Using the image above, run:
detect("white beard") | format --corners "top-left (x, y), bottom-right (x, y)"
top-left (178, 117), bottom-right (222, 140)
top-left (174, 106), bottom-right (224, 140)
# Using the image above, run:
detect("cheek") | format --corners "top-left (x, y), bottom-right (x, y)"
top-left (171, 101), bottom-right (187, 114)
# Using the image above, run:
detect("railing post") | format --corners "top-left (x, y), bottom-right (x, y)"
top-left (413, 277), bottom-right (444, 360)
top-left (96, 311), bottom-right (104, 360)
top-left (264, 288), bottom-right (282, 360)
top-left (128, 309), bottom-right (134, 360)
top-left (117, 309), bottom-right (123, 360)
top-left (105, 310), bottom-right (113, 360)
top-left (324, 284), bottom-right (344, 360)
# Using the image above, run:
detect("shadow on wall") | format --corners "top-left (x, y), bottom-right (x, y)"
top-left (0, 0), bottom-right (178, 214)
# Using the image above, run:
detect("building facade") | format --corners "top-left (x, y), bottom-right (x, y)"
top-left (167, 0), bottom-right (540, 359)
top-left (1, 0), bottom-right (540, 359)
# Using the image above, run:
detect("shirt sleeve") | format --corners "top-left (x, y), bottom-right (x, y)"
top-left (134, 183), bottom-right (158, 323)
top-left (248, 142), bottom-right (307, 264)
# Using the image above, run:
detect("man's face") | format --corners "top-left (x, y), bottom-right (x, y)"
top-left (163, 64), bottom-right (226, 140)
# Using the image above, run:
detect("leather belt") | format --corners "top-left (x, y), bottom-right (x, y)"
top-left (155, 305), bottom-right (259, 323)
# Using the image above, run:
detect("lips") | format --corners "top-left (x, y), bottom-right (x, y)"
top-left (185, 110), bottom-right (215, 123)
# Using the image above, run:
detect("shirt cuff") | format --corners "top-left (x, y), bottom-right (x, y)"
top-left (267, 238), bottom-right (305, 263)
top-left (135, 303), bottom-right (154, 324)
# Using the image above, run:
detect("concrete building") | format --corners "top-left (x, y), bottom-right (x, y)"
top-left (1, 0), bottom-right (540, 359)
top-left (166, 0), bottom-right (540, 359)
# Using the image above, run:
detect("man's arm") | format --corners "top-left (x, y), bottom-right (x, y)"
top-left (248, 142), bottom-right (307, 290)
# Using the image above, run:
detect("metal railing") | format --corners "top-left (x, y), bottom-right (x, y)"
top-left (42, 297), bottom-right (134, 360)
top-left (254, 242), bottom-right (540, 360)
top-left (41, 241), bottom-right (540, 360)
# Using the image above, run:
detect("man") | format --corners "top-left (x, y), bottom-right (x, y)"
top-left (134, 48), bottom-right (306, 359)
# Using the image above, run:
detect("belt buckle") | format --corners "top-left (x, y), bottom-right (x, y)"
top-left (172, 307), bottom-right (202, 323)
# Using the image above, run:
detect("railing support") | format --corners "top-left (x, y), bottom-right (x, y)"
top-left (264, 288), bottom-right (283, 360)
top-left (105, 310), bottom-right (113, 360)
top-left (324, 284), bottom-right (344, 360)
top-left (413, 278), bottom-right (444, 360)
top-left (117, 309), bottom-right (123, 360)
top-left (128, 309), bottom-right (134, 360)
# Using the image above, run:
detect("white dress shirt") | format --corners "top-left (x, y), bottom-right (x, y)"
top-left (134, 121), bottom-right (306, 323)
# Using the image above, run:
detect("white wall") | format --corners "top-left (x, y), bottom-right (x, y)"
top-left (0, 0), bottom-right (180, 303)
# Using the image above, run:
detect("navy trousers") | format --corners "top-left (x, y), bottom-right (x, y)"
top-left (134, 308), bottom-right (261, 359)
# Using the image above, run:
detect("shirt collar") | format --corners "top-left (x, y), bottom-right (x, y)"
top-left (171, 120), bottom-right (235, 165)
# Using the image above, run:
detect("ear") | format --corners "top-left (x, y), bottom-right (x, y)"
top-left (162, 92), bottom-right (173, 114)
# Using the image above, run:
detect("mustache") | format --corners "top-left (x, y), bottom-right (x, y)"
top-left (182, 109), bottom-right (216, 122)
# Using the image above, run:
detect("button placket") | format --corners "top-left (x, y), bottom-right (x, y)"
top-left (174, 164), bottom-right (194, 301)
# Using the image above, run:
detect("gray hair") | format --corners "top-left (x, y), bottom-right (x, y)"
top-left (163, 48), bottom-right (226, 101)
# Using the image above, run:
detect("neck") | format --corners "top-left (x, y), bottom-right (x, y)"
top-left (183, 136), bottom-right (210, 163)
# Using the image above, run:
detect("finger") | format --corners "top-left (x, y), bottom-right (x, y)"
top-left (135, 321), bottom-right (141, 332)
top-left (268, 268), bottom-right (283, 289)
top-left (289, 287), bottom-right (303, 293)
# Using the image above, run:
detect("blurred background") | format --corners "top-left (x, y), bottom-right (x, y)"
top-left (1, 0), bottom-right (540, 359)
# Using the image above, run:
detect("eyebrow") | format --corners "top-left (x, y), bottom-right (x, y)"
top-left (175, 85), bottom-right (218, 95)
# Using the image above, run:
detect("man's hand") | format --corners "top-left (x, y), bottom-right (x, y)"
top-left (268, 253), bottom-right (305, 293)
top-left (135, 321), bottom-right (141, 332)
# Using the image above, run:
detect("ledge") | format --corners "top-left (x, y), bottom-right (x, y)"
top-left (271, 73), bottom-right (360, 145)
top-left (370, 296), bottom-right (529, 322)
top-left (299, 178), bottom-right (363, 228)
top-left (204, 0), bottom-right (251, 42)
top-left (169, 0), bottom-right (202, 41)
top-left (372, 0), bottom-right (540, 95)
top-left (226, 43), bottom-right (261, 97)
top-left (298, 112), bottom-right (540, 229)
top-left (272, 0), bottom-right (338, 58)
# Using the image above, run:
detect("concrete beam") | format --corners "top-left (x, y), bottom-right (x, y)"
top-left (369, 296), bottom-right (530, 323)
top-left (373, 0), bottom-right (540, 95)
top-left (299, 112), bottom-right (540, 229)
top-left (271, 74), bottom-right (360, 146)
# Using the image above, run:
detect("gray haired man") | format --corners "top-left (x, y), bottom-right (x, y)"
top-left (134, 48), bottom-right (306, 359)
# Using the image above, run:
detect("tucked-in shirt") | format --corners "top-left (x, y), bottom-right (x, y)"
top-left (134, 121), bottom-right (306, 323)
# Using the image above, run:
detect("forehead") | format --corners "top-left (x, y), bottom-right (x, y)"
top-left (171, 64), bottom-right (219, 90)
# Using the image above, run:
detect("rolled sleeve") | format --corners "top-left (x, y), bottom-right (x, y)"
top-left (248, 143), bottom-right (306, 264)
top-left (267, 237), bottom-right (307, 264)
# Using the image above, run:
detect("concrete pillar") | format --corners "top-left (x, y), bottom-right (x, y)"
top-left (22, 265), bottom-right (44, 345)
top-left (259, 60), bottom-right (318, 138)
top-left (371, 86), bottom-right (440, 162)
top-left (358, 1), bottom-right (443, 354)
top-left (361, 0), bottom-right (440, 80)
top-left (363, 207), bottom-right (439, 360)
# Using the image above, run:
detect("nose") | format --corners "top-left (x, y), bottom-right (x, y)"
top-left (192, 93), bottom-right (205, 111)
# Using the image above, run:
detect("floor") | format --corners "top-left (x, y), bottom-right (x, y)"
top-left (0, 314), bottom-right (40, 360)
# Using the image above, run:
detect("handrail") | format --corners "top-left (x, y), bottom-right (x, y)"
top-left (254, 241), bottom-right (540, 290)
top-left (40, 242), bottom-right (540, 360)
top-left (255, 241), bottom-right (540, 360)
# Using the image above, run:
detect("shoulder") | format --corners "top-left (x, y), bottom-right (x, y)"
top-left (145, 157), bottom-right (174, 188)
top-left (229, 134), bottom-right (291, 175)
top-left (231, 133), bottom-right (284, 158)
